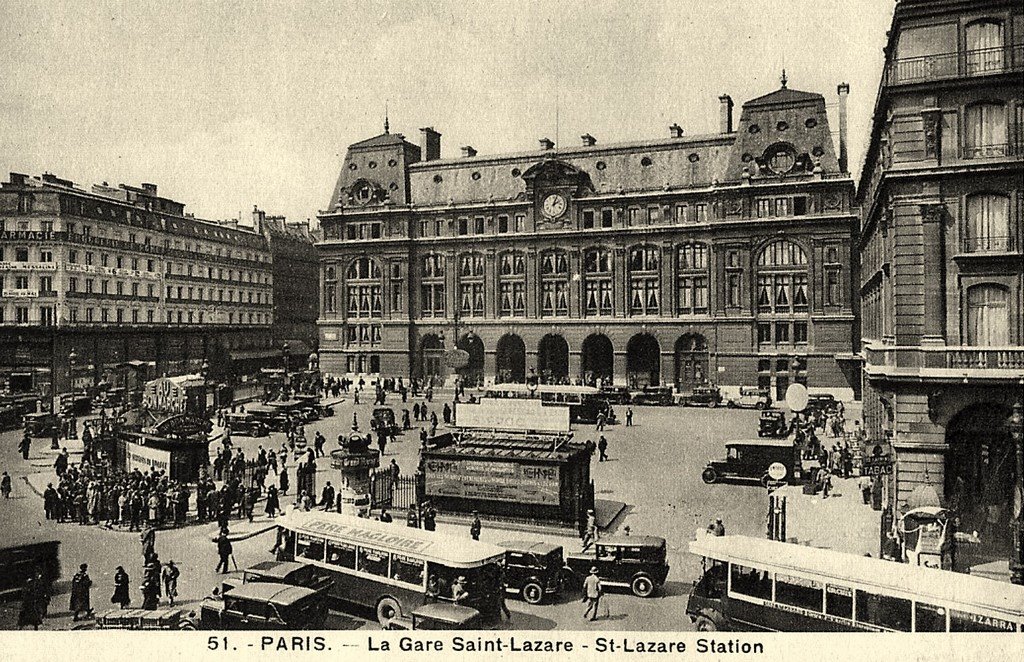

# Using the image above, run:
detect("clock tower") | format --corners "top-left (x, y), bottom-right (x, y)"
top-left (521, 158), bottom-right (594, 231)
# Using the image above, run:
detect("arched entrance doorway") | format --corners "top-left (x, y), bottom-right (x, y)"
top-left (537, 334), bottom-right (569, 384)
top-left (944, 402), bottom-right (1016, 563)
top-left (674, 333), bottom-right (708, 392)
top-left (495, 334), bottom-right (526, 384)
top-left (456, 334), bottom-right (485, 388)
top-left (418, 334), bottom-right (445, 385)
top-left (581, 334), bottom-right (614, 387)
top-left (626, 333), bottom-right (660, 388)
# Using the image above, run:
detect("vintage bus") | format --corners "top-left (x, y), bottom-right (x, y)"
top-left (275, 511), bottom-right (505, 627)
top-left (482, 384), bottom-right (614, 424)
top-left (687, 534), bottom-right (1024, 632)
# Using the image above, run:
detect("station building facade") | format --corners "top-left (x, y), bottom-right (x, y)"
top-left (856, 0), bottom-right (1024, 568)
top-left (317, 83), bottom-right (859, 400)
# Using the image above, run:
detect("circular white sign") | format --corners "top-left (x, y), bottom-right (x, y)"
top-left (785, 383), bottom-right (809, 412)
top-left (768, 462), bottom-right (788, 481)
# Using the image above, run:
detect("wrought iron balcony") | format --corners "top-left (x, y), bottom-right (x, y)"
top-left (962, 235), bottom-right (1016, 253)
top-left (887, 44), bottom-right (1024, 85)
top-left (864, 342), bottom-right (1024, 381)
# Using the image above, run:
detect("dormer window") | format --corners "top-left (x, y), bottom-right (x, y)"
top-left (353, 182), bottom-right (373, 204)
top-left (765, 143), bottom-right (797, 174)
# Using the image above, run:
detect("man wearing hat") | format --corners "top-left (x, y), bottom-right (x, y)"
top-left (582, 567), bottom-right (603, 621)
top-left (451, 576), bottom-right (469, 604)
top-left (712, 517), bottom-right (726, 537)
top-left (469, 511), bottom-right (482, 541)
top-left (70, 563), bottom-right (93, 621)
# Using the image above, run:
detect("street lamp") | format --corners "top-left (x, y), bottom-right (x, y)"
top-left (1009, 399), bottom-right (1024, 586)
top-left (282, 343), bottom-right (290, 396)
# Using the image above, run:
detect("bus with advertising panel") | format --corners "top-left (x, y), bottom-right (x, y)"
top-left (482, 384), bottom-right (614, 424)
top-left (274, 511), bottom-right (505, 627)
top-left (687, 533), bottom-right (1024, 632)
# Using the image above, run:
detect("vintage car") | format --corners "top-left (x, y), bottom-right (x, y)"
top-left (498, 540), bottom-right (564, 605)
top-left (599, 385), bottom-right (632, 405)
top-left (701, 438), bottom-right (815, 487)
top-left (728, 387), bottom-right (772, 410)
top-left (294, 394), bottom-right (334, 418)
top-left (224, 412), bottom-right (269, 438)
top-left (245, 405), bottom-right (291, 432)
top-left (222, 560), bottom-right (333, 595)
top-left (630, 386), bottom-right (675, 406)
top-left (195, 582), bottom-right (328, 630)
top-left (96, 608), bottom-right (191, 631)
top-left (370, 407), bottom-right (400, 435)
top-left (385, 603), bottom-right (483, 631)
top-left (758, 410), bottom-right (790, 438)
top-left (267, 399), bottom-right (318, 423)
top-left (23, 412), bottom-right (58, 437)
top-left (564, 535), bottom-right (670, 598)
top-left (804, 392), bottom-right (839, 415)
top-left (680, 386), bottom-right (724, 408)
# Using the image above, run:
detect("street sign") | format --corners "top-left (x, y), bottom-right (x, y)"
top-left (865, 464), bottom-right (893, 476)
top-left (785, 383), bottom-right (809, 412)
top-left (768, 462), bottom-right (788, 481)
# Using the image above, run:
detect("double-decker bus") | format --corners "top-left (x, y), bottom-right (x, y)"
top-left (687, 534), bottom-right (1024, 632)
top-left (482, 384), bottom-right (614, 424)
top-left (274, 511), bottom-right (505, 627)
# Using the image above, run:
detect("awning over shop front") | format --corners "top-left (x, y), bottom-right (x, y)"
top-left (229, 348), bottom-right (282, 361)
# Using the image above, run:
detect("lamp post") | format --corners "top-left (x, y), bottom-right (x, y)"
top-left (282, 342), bottom-right (290, 397)
top-left (1009, 399), bottom-right (1024, 586)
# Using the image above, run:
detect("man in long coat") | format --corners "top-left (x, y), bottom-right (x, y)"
top-left (111, 566), bottom-right (130, 608)
top-left (70, 563), bottom-right (93, 621)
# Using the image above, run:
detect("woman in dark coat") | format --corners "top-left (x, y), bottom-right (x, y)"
top-left (265, 485), bottom-right (280, 518)
top-left (279, 466), bottom-right (289, 495)
top-left (18, 575), bottom-right (43, 629)
top-left (111, 566), bottom-right (130, 608)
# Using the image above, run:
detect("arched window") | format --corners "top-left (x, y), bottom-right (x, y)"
top-left (583, 248), bottom-right (613, 316)
top-left (677, 243), bottom-right (709, 314)
top-left (966, 285), bottom-right (1009, 346)
top-left (345, 257), bottom-right (382, 318)
top-left (540, 250), bottom-right (569, 317)
top-left (458, 253), bottom-right (485, 317)
top-left (498, 251), bottom-right (526, 317)
top-left (965, 102), bottom-right (1007, 158)
top-left (965, 193), bottom-right (1010, 252)
top-left (756, 240), bottom-right (809, 346)
top-left (966, 20), bottom-right (1004, 74)
top-left (628, 246), bottom-right (660, 316)
top-left (421, 254), bottom-right (445, 318)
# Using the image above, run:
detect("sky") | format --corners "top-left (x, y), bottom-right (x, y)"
top-left (0, 0), bottom-right (894, 225)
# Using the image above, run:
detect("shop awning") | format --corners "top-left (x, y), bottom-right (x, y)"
top-left (229, 348), bottom-right (282, 361)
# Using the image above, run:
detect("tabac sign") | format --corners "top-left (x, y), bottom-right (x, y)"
top-left (424, 457), bottom-right (560, 505)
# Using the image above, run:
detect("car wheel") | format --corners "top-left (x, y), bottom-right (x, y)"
top-left (178, 621), bottom-right (197, 631)
top-left (522, 581), bottom-right (544, 605)
top-left (726, 401), bottom-right (736, 408)
top-left (631, 574), bottom-right (655, 598)
top-left (376, 597), bottom-right (401, 627)
top-left (701, 467), bottom-right (718, 484)
top-left (707, 400), bottom-right (717, 408)
top-left (695, 614), bottom-right (721, 631)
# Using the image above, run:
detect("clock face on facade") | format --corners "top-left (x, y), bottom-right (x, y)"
top-left (542, 193), bottom-right (567, 218)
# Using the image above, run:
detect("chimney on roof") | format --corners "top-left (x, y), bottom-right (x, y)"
top-left (669, 124), bottom-right (684, 139)
top-left (837, 83), bottom-right (850, 173)
top-left (251, 205), bottom-right (266, 233)
top-left (719, 95), bottom-right (734, 134)
top-left (460, 145), bottom-right (477, 158)
top-left (141, 183), bottom-right (158, 195)
top-left (539, 137), bottom-right (554, 151)
top-left (420, 127), bottom-right (442, 161)
top-left (581, 133), bottom-right (596, 147)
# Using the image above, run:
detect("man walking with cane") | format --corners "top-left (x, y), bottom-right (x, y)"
top-left (215, 531), bottom-right (233, 574)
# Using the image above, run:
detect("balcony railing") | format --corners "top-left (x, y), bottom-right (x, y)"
top-left (864, 343), bottom-right (1024, 378)
top-left (887, 44), bottom-right (1024, 85)
top-left (963, 143), bottom-right (1012, 159)
top-left (962, 235), bottom-right (1016, 253)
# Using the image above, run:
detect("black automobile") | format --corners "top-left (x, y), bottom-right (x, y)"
top-left (386, 603), bottom-right (483, 631)
top-left (630, 386), bottom-right (675, 406)
top-left (498, 540), bottom-right (564, 605)
top-left (294, 395), bottom-right (334, 418)
top-left (195, 582), bottom-right (328, 630)
top-left (23, 412), bottom-right (58, 437)
top-left (599, 385), bottom-right (632, 405)
top-left (728, 386), bottom-right (772, 410)
top-left (701, 438), bottom-right (811, 487)
top-left (758, 410), bottom-right (790, 438)
top-left (804, 393), bottom-right (838, 415)
top-left (222, 560), bottom-right (333, 595)
top-left (564, 536), bottom-right (669, 598)
top-left (371, 408), bottom-right (400, 435)
top-left (680, 386), bottom-right (723, 408)
top-left (224, 413), bottom-right (269, 438)
top-left (245, 405), bottom-right (290, 432)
